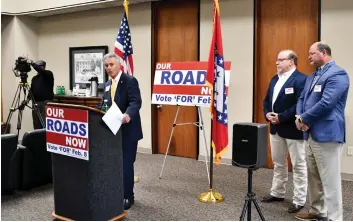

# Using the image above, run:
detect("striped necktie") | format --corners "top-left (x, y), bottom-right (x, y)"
top-left (111, 79), bottom-right (117, 101)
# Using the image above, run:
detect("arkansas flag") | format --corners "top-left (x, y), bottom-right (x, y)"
top-left (205, 0), bottom-right (228, 164)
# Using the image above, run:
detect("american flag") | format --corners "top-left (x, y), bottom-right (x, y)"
top-left (114, 8), bottom-right (134, 75)
top-left (206, 0), bottom-right (228, 164)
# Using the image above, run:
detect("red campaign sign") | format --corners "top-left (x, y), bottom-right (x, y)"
top-left (151, 61), bottom-right (231, 107)
top-left (45, 106), bottom-right (89, 161)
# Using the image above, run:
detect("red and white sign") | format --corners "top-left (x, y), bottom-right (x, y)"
top-left (46, 106), bottom-right (89, 161)
top-left (152, 62), bottom-right (231, 107)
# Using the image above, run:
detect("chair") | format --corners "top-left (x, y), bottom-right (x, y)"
top-left (1, 133), bottom-right (19, 195)
top-left (20, 129), bottom-right (52, 190)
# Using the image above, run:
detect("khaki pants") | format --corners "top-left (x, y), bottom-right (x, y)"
top-left (306, 135), bottom-right (343, 221)
top-left (270, 133), bottom-right (307, 206)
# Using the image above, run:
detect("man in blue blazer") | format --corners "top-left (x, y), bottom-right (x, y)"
top-left (101, 53), bottom-right (143, 210)
top-left (295, 42), bottom-right (350, 221)
top-left (262, 50), bottom-right (307, 214)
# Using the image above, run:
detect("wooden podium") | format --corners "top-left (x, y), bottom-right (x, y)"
top-left (53, 95), bottom-right (102, 108)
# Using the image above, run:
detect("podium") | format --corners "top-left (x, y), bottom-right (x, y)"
top-left (46, 102), bottom-right (127, 221)
top-left (53, 95), bottom-right (102, 108)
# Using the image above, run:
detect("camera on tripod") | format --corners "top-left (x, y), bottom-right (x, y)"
top-left (13, 56), bottom-right (32, 82)
top-left (5, 56), bottom-right (45, 135)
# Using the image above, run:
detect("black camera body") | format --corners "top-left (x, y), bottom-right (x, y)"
top-left (14, 56), bottom-right (31, 74)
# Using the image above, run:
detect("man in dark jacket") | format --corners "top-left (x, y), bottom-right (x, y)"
top-left (26, 60), bottom-right (54, 129)
top-left (261, 50), bottom-right (308, 214)
top-left (100, 53), bottom-right (143, 210)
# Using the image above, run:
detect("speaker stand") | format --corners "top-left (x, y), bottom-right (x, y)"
top-left (239, 169), bottom-right (265, 221)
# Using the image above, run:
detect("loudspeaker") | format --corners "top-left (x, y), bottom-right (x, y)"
top-left (232, 123), bottom-right (268, 169)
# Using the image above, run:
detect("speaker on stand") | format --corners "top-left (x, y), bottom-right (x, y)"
top-left (232, 123), bottom-right (268, 221)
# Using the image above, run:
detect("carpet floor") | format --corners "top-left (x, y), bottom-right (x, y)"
top-left (1, 153), bottom-right (353, 221)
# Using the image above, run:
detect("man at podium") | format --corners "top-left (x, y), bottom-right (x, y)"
top-left (100, 53), bottom-right (143, 210)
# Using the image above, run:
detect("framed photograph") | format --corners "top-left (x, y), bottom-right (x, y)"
top-left (69, 46), bottom-right (109, 90)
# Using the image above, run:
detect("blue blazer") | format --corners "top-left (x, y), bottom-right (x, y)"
top-left (296, 61), bottom-right (350, 143)
top-left (100, 73), bottom-right (143, 142)
top-left (263, 70), bottom-right (307, 140)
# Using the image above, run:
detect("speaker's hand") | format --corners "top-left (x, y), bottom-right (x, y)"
top-left (270, 113), bottom-right (280, 124)
top-left (266, 112), bottom-right (275, 121)
top-left (122, 113), bottom-right (131, 124)
top-left (300, 124), bottom-right (309, 132)
top-left (295, 115), bottom-right (309, 131)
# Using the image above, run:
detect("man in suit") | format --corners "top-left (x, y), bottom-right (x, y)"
top-left (262, 50), bottom-right (308, 213)
top-left (101, 53), bottom-right (143, 210)
top-left (295, 42), bottom-right (350, 221)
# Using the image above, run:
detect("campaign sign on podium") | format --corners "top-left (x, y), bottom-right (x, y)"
top-left (46, 106), bottom-right (89, 160)
top-left (152, 62), bottom-right (231, 107)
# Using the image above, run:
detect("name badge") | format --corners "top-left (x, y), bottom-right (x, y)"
top-left (285, 88), bottom-right (294, 94)
top-left (314, 85), bottom-right (322, 92)
top-left (105, 85), bottom-right (111, 92)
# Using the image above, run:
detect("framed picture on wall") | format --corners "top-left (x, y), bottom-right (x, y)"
top-left (69, 45), bottom-right (109, 90)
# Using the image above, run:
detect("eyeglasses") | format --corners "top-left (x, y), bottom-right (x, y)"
top-left (276, 58), bottom-right (290, 62)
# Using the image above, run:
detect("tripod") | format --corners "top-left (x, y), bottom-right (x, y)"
top-left (4, 74), bottom-right (45, 136)
top-left (239, 168), bottom-right (265, 221)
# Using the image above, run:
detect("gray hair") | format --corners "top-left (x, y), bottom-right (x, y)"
top-left (103, 52), bottom-right (120, 62)
top-left (317, 42), bottom-right (332, 56)
top-left (281, 49), bottom-right (298, 66)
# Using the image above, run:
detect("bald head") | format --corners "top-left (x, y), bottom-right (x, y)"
top-left (309, 41), bottom-right (332, 67)
top-left (276, 49), bottom-right (297, 74)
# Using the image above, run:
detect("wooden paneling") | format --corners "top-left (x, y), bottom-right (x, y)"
top-left (254, 0), bottom-right (319, 169)
top-left (53, 95), bottom-right (102, 108)
top-left (151, 0), bottom-right (199, 158)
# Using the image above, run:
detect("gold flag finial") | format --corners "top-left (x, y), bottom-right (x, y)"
top-left (123, 0), bottom-right (129, 19)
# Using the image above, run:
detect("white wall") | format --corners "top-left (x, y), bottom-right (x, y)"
top-left (2, 0), bottom-right (115, 13)
top-left (1, 15), bottom-right (39, 139)
top-left (1, 15), bottom-right (16, 124)
top-left (199, 0), bottom-right (254, 162)
top-left (21, 0), bottom-right (106, 12)
top-left (321, 0), bottom-right (353, 176)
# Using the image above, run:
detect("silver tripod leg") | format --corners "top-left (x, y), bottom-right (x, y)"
top-left (198, 107), bottom-right (210, 185)
top-left (159, 105), bottom-right (181, 179)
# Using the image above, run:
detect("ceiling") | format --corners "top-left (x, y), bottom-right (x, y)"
top-left (1, 0), bottom-right (160, 17)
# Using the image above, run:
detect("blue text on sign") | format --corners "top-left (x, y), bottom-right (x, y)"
top-left (161, 71), bottom-right (206, 85)
top-left (47, 119), bottom-right (87, 137)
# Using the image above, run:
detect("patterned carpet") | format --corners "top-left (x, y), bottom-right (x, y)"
top-left (2, 153), bottom-right (353, 221)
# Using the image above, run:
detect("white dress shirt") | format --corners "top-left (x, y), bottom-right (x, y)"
top-left (111, 71), bottom-right (122, 88)
top-left (272, 68), bottom-right (296, 109)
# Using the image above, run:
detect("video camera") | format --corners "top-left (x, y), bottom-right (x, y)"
top-left (13, 56), bottom-right (31, 77)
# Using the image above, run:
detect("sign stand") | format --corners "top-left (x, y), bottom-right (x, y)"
top-left (159, 104), bottom-right (210, 185)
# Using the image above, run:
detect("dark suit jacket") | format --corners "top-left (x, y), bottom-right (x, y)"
top-left (100, 73), bottom-right (143, 142)
top-left (263, 70), bottom-right (307, 140)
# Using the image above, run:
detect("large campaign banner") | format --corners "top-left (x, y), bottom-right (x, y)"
top-left (46, 106), bottom-right (89, 160)
top-left (152, 62), bottom-right (231, 107)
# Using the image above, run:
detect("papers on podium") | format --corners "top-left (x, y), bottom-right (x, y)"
top-left (102, 102), bottom-right (124, 135)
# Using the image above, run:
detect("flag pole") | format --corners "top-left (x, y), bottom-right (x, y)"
top-left (123, 0), bottom-right (139, 184)
top-left (123, 0), bottom-right (129, 19)
top-left (198, 117), bottom-right (224, 203)
top-left (198, 0), bottom-right (224, 204)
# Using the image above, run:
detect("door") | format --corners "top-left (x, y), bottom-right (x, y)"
top-left (254, 0), bottom-right (319, 169)
top-left (151, 0), bottom-right (199, 158)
